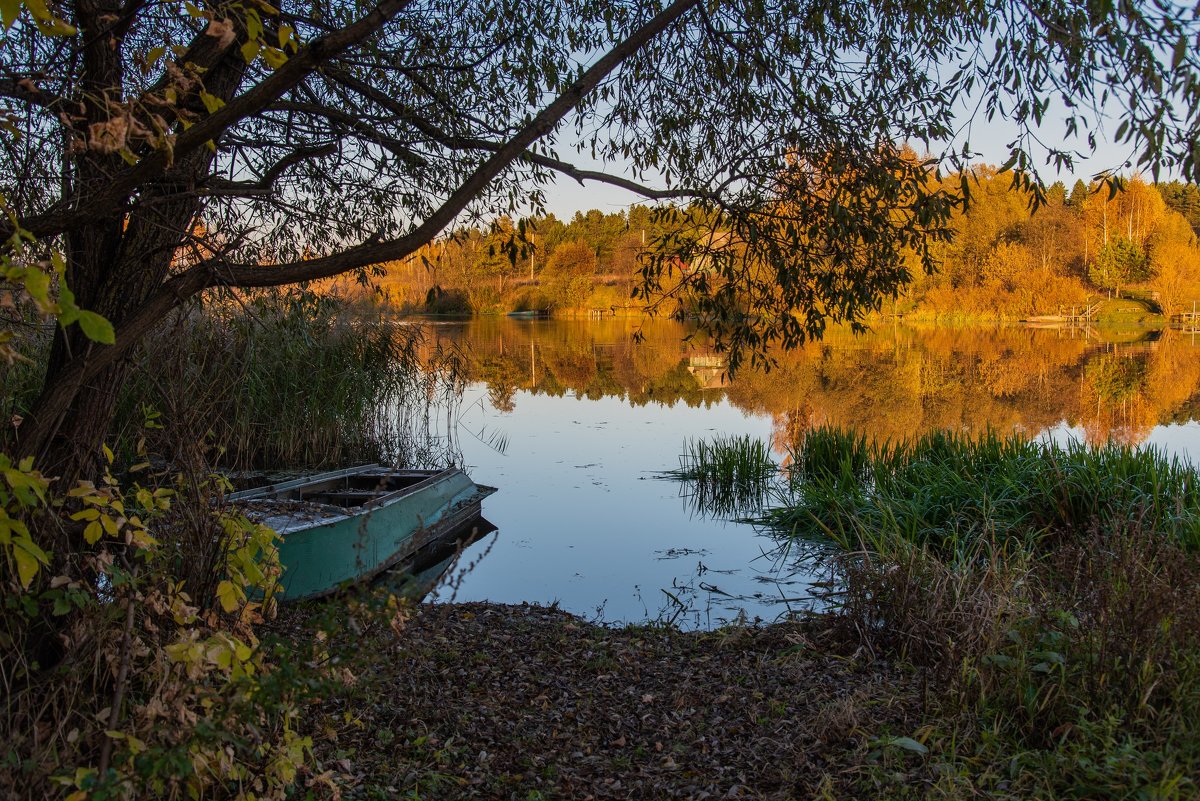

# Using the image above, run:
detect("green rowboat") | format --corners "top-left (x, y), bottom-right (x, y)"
top-left (229, 465), bottom-right (496, 601)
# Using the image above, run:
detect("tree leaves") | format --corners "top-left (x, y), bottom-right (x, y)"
top-left (1, 0), bottom-right (75, 34)
top-left (77, 311), bottom-right (115, 345)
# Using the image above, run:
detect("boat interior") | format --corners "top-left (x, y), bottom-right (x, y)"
top-left (264, 469), bottom-right (438, 508)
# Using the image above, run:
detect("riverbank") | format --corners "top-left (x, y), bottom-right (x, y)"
top-left (288, 601), bottom-right (927, 799)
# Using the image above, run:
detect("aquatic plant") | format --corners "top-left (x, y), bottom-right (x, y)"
top-left (769, 427), bottom-right (1200, 797)
top-left (112, 289), bottom-right (465, 471)
top-left (768, 426), bottom-right (1200, 557)
top-left (664, 433), bottom-right (779, 518)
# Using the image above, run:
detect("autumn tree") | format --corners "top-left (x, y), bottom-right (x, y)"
top-left (1149, 212), bottom-right (1200, 315)
top-left (542, 239), bottom-right (597, 309)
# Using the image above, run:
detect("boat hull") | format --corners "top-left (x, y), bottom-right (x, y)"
top-left (232, 466), bottom-right (495, 601)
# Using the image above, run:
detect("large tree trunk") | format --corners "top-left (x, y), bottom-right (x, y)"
top-left (22, 17), bottom-right (248, 489)
top-left (31, 190), bottom-right (209, 485)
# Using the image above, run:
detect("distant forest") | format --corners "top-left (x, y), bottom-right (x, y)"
top-left (372, 169), bottom-right (1200, 320)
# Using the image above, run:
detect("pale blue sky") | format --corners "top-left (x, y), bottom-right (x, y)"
top-left (539, 96), bottom-right (1147, 219)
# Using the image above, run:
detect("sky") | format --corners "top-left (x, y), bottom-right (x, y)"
top-left (537, 93), bottom-right (1148, 220)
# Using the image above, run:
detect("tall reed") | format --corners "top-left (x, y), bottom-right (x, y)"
top-left (783, 428), bottom-right (1200, 798)
top-left (768, 426), bottom-right (1200, 556)
top-left (664, 433), bottom-right (778, 517)
top-left (113, 289), bottom-right (464, 471)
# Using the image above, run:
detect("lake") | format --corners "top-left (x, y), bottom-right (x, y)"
top-left (413, 317), bottom-right (1200, 629)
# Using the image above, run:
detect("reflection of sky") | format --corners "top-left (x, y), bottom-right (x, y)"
top-left (435, 385), bottom-right (823, 629)
top-left (1046, 422), bottom-right (1200, 462)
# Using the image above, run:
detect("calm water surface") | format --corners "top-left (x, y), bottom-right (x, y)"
top-left (416, 318), bottom-right (1200, 629)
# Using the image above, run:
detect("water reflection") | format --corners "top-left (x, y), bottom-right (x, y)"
top-left (413, 318), bottom-right (1200, 628)
top-left (430, 317), bottom-right (1200, 449)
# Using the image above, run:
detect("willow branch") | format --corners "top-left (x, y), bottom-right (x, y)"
top-left (4, 0), bottom-right (416, 243)
top-left (19, 0), bottom-right (702, 453)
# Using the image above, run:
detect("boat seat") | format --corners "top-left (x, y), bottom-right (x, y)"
top-left (304, 489), bottom-right (385, 505)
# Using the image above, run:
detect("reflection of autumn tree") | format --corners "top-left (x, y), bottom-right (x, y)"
top-left (1079, 351), bottom-right (1154, 445)
top-left (1076, 335), bottom-right (1200, 445)
top-left (422, 320), bottom-right (1200, 441)
top-left (1085, 353), bottom-right (1148, 403)
top-left (724, 327), bottom-right (1086, 441)
top-left (475, 354), bottom-right (525, 413)
top-left (770, 407), bottom-right (826, 466)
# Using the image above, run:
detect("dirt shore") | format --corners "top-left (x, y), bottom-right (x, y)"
top-left (297, 602), bottom-right (929, 799)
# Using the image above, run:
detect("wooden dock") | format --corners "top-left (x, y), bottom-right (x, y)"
top-left (1025, 299), bottom-right (1103, 331)
top-left (1060, 300), bottom-right (1103, 323)
top-left (1173, 301), bottom-right (1200, 334)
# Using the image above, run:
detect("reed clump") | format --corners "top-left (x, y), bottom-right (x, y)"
top-left (114, 289), bottom-right (463, 471)
top-left (665, 433), bottom-right (778, 517)
top-left (769, 427), bottom-right (1200, 556)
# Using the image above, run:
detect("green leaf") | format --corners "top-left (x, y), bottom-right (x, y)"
top-left (881, 736), bottom-right (928, 755)
top-left (216, 580), bottom-right (240, 612)
top-left (13, 546), bottom-right (38, 587)
top-left (22, 267), bottom-right (49, 303)
top-left (0, 0), bottom-right (20, 29)
top-left (58, 282), bottom-right (79, 322)
top-left (77, 311), bottom-right (115, 344)
top-left (12, 535), bottom-right (48, 588)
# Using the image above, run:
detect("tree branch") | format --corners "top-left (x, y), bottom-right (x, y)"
top-left (19, 0), bottom-right (702, 453)
top-left (0, 76), bottom-right (62, 110)
top-left (320, 68), bottom-right (701, 201)
top-left (267, 100), bottom-right (428, 168)
top-left (4, 0), bottom-right (417, 244)
top-left (203, 142), bottom-right (337, 195)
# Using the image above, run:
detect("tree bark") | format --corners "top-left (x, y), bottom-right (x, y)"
top-left (26, 21), bottom-right (249, 487)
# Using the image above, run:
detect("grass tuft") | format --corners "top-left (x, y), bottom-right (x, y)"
top-left (663, 433), bottom-right (778, 517)
top-left (764, 426), bottom-right (1200, 799)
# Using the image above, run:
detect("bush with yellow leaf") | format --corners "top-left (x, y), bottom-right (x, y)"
top-left (0, 446), bottom-right (328, 799)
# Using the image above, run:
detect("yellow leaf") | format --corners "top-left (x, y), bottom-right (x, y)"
top-left (84, 521), bottom-right (103, 544)
top-left (198, 90), bottom-right (224, 114)
top-left (216, 580), bottom-right (240, 613)
top-left (13, 544), bottom-right (39, 587)
top-left (261, 46), bottom-right (287, 69)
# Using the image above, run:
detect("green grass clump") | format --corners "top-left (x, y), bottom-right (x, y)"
top-left (767, 427), bottom-right (1200, 556)
top-left (772, 426), bottom-right (1200, 799)
top-left (664, 434), bottom-right (778, 517)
